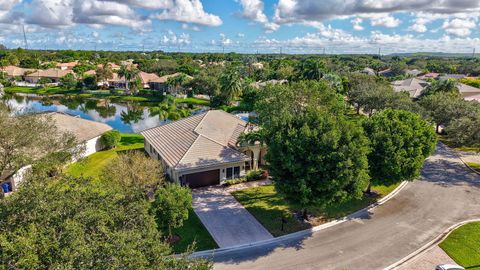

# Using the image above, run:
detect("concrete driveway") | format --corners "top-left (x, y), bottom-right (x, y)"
top-left (210, 144), bottom-right (480, 270)
top-left (193, 186), bottom-right (273, 248)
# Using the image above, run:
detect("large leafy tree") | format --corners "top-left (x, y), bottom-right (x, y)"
top-left (95, 63), bottom-right (113, 89)
top-left (363, 109), bottom-right (437, 192)
top-left (0, 105), bottom-right (78, 179)
top-left (445, 115), bottom-right (480, 148)
top-left (256, 81), bottom-right (369, 218)
top-left (346, 73), bottom-right (392, 115)
top-left (101, 151), bottom-right (164, 196)
top-left (420, 92), bottom-right (480, 133)
top-left (59, 73), bottom-right (77, 90)
top-left (152, 183), bottom-right (192, 236)
top-left (0, 176), bottom-right (211, 269)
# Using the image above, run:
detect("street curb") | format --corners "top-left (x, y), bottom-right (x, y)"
top-left (440, 142), bottom-right (480, 176)
top-left (385, 219), bottom-right (480, 269)
top-left (189, 181), bottom-right (409, 258)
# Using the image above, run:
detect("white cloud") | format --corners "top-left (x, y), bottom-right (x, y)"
top-left (161, 30), bottom-right (191, 45)
top-left (442, 18), bottom-right (477, 37)
top-left (272, 0), bottom-right (480, 28)
top-left (219, 33), bottom-right (232, 45)
top-left (238, 0), bottom-right (279, 32)
top-left (351, 17), bottom-right (363, 31)
top-left (151, 0), bottom-right (222, 27)
top-left (181, 23), bottom-right (201, 31)
top-left (370, 15), bottom-right (401, 28)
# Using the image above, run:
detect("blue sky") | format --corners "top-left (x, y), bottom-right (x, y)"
top-left (0, 0), bottom-right (479, 54)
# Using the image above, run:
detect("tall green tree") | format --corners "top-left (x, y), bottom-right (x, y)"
top-left (219, 67), bottom-right (242, 105)
top-left (256, 81), bottom-right (369, 218)
top-left (0, 176), bottom-right (211, 269)
top-left (421, 79), bottom-right (459, 97)
top-left (95, 63), bottom-right (113, 90)
top-left (118, 65), bottom-right (140, 95)
top-left (445, 115), bottom-right (480, 148)
top-left (152, 183), bottom-right (192, 236)
top-left (420, 92), bottom-right (480, 133)
top-left (363, 109), bottom-right (437, 192)
top-left (59, 73), bottom-right (77, 90)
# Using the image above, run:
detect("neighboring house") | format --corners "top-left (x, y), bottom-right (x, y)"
top-left (141, 110), bottom-right (266, 188)
top-left (24, 68), bottom-right (75, 84)
top-left (139, 71), bottom-right (161, 89)
top-left (1, 65), bottom-right (34, 79)
top-left (406, 69), bottom-right (423, 77)
top-left (97, 63), bottom-right (121, 70)
top-left (56, 61), bottom-right (78, 70)
top-left (378, 69), bottom-right (394, 77)
top-left (1, 112), bottom-right (112, 195)
top-left (148, 72), bottom-right (193, 93)
top-left (392, 78), bottom-right (430, 98)
top-left (458, 83), bottom-right (480, 102)
top-left (418, 72), bottom-right (440, 80)
top-left (251, 62), bottom-right (264, 70)
top-left (439, 74), bottom-right (467, 81)
top-left (251, 79), bottom-right (288, 89)
top-left (360, 67), bottom-right (376, 76)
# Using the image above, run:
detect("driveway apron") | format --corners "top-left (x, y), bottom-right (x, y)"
top-left (193, 187), bottom-right (273, 248)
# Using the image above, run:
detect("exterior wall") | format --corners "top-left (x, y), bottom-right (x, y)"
top-left (83, 136), bottom-right (105, 157)
top-left (178, 161), bottom-right (246, 185)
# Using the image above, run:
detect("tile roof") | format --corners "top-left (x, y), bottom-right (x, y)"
top-left (24, 68), bottom-right (74, 79)
top-left (392, 78), bottom-right (429, 98)
top-left (150, 72), bottom-right (193, 83)
top-left (43, 112), bottom-right (112, 142)
top-left (141, 110), bottom-right (249, 171)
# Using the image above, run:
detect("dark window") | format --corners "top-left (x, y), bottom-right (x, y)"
top-left (226, 167), bottom-right (233, 179)
top-left (234, 166), bottom-right (240, 178)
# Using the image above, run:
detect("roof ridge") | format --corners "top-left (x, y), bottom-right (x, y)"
top-left (140, 110), bottom-right (208, 134)
top-left (175, 134), bottom-right (202, 168)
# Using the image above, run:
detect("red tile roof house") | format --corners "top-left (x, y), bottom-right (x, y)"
top-left (141, 110), bottom-right (267, 188)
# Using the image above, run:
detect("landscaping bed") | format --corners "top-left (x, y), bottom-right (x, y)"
top-left (232, 183), bottom-right (400, 236)
top-left (439, 222), bottom-right (480, 269)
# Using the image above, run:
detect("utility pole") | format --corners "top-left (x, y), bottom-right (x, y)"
top-left (472, 48), bottom-right (476, 58)
top-left (378, 47), bottom-right (381, 59)
top-left (22, 25), bottom-right (28, 50)
top-left (323, 48), bottom-right (326, 55)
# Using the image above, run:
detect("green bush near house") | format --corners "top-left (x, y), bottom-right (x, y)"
top-left (440, 222), bottom-right (480, 269)
top-left (101, 130), bottom-right (122, 149)
top-left (246, 170), bottom-right (265, 181)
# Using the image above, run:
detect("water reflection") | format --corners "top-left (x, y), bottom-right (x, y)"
top-left (3, 95), bottom-right (169, 134)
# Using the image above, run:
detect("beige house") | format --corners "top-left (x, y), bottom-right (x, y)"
top-left (148, 72), bottom-right (193, 93)
top-left (458, 83), bottom-right (480, 102)
top-left (24, 68), bottom-right (75, 84)
top-left (56, 61), bottom-right (78, 70)
top-left (392, 78), bottom-right (430, 98)
top-left (141, 110), bottom-right (266, 188)
top-left (1, 112), bottom-right (112, 195)
top-left (1, 65), bottom-right (34, 79)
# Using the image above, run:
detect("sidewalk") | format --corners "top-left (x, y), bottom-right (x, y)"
top-left (398, 246), bottom-right (455, 270)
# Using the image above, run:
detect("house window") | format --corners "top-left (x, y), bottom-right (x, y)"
top-left (226, 167), bottom-right (233, 179)
top-left (226, 166), bottom-right (241, 180)
top-left (234, 167), bottom-right (240, 178)
top-left (149, 145), bottom-right (153, 153)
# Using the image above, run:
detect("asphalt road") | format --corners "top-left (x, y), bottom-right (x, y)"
top-left (212, 144), bottom-right (480, 270)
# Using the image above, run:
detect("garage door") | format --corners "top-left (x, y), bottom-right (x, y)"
top-left (184, 169), bottom-right (220, 188)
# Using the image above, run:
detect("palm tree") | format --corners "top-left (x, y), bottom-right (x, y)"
top-left (219, 68), bottom-right (242, 105)
top-left (95, 63), bottom-right (113, 89)
top-left (118, 65), bottom-right (140, 95)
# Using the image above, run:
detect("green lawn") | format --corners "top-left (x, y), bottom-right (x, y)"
top-left (171, 209), bottom-right (218, 253)
top-left (5, 86), bottom-right (80, 95)
top-left (440, 222), bottom-right (480, 269)
top-left (232, 183), bottom-right (400, 236)
top-left (467, 163), bottom-right (480, 173)
top-left (175, 97), bottom-right (210, 106)
top-left (67, 133), bottom-right (144, 179)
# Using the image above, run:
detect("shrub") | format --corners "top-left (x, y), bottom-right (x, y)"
top-left (101, 130), bottom-right (121, 149)
top-left (223, 177), bottom-right (247, 186)
top-left (246, 170), bottom-right (264, 181)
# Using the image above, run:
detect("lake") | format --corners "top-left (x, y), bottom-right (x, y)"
top-left (2, 94), bottom-right (205, 134)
